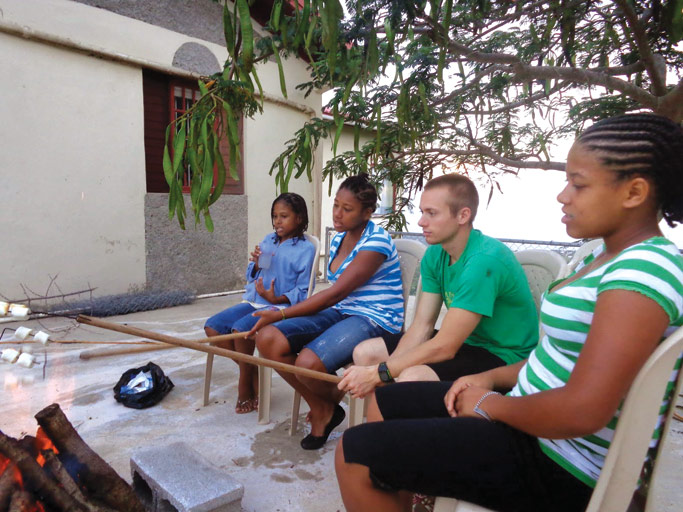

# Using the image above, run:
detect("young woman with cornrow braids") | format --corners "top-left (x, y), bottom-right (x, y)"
top-left (335, 114), bottom-right (683, 512)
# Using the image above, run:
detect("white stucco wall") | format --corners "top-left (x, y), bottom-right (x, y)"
top-left (0, 0), bottom-right (322, 299)
top-left (0, 32), bottom-right (147, 299)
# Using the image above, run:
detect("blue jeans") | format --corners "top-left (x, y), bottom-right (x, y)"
top-left (273, 308), bottom-right (389, 372)
top-left (205, 302), bottom-right (260, 334)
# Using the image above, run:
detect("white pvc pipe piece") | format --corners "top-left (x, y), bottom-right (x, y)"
top-left (1, 348), bottom-right (20, 363)
top-left (16, 352), bottom-right (36, 368)
top-left (34, 331), bottom-right (50, 345)
top-left (0, 301), bottom-right (9, 315)
top-left (14, 326), bottom-right (33, 340)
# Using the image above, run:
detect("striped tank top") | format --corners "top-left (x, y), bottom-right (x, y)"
top-left (328, 220), bottom-right (404, 333)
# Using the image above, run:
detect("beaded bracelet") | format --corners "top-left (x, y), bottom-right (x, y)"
top-left (473, 391), bottom-right (501, 421)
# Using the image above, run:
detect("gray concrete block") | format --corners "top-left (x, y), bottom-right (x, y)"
top-left (131, 442), bottom-right (243, 512)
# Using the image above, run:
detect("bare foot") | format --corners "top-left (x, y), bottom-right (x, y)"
top-left (235, 397), bottom-right (258, 414)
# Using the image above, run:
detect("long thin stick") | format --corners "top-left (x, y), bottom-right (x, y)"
top-left (79, 331), bottom-right (247, 360)
top-left (0, 340), bottom-right (155, 346)
top-left (77, 315), bottom-right (341, 384)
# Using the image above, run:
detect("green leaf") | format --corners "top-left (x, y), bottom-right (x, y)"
top-left (305, 15), bottom-right (316, 52)
top-left (223, 1), bottom-right (235, 59)
top-left (375, 104), bottom-right (382, 156)
top-left (237, 0), bottom-right (254, 72)
top-left (663, 0), bottom-right (683, 43)
top-left (251, 67), bottom-right (264, 109)
top-left (204, 210), bottom-right (214, 232)
top-left (294, 0), bottom-right (310, 46)
top-left (163, 124), bottom-right (174, 186)
top-left (210, 150), bottom-right (227, 205)
top-left (418, 82), bottom-right (429, 116)
top-left (367, 29), bottom-right (379, 78)
top-left (353, 123), bottom-right (362, 166)
top-left (271, 0), bottom-right (282, 30)
top-left (273, 42), bottom-right (288, 98)
top-left (172, 119), bottom-right (186, 174)
top-left (222, 101), bottom-right (240, 145)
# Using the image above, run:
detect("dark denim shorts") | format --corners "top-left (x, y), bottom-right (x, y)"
top-left (274, 307), bottom-right (389, 372)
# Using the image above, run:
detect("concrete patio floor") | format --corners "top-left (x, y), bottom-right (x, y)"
top-left (1, 292), bottom-right (682, 511)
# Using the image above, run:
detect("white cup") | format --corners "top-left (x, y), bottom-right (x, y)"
top-left (258, 245), bottom-right (274, 270)
top-left (0, 301), bottom-right (9, 315)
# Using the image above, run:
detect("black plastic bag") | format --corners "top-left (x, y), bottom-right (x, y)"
top-left (113, 362), bottom-right (174, 409)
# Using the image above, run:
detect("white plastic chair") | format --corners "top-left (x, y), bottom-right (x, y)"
top-left (202, 234), bottom-right (321, 411)
top-left (346, 238), bottom-right (427, 429)
top-left (567, 238), bottom-right (604, 273)
top-left (281, 238), bottom-right (426, 435)
top-left (514, 249), bottom-right (569, 313)
top-left (434, 324), bottom-right (683, 512)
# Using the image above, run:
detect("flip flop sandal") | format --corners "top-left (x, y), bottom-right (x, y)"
top-left (235, 398), bottom-right (258, 414)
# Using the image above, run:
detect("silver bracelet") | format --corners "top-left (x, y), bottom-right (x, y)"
top-left (473, 391), bottom-right (501, 421)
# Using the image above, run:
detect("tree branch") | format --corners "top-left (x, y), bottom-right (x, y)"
top-left (511, 63), bottom-right (658, 108)
top-left (437, 35), bottom-right (657, 109)
top-left (613, 0), bottom-right (666, 95)
top-left (455, 81), bottom-right (571, 116)
top-left (395, 145), bottom-right (565, 172)
top-left (657, 76), bottom-right (683, 122)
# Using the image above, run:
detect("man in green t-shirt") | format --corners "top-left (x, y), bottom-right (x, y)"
top-left (338, 174), bottom-right (539, 398)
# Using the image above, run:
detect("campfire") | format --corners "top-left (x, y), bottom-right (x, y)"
top-left (0, 404), bottom-right (144, 512)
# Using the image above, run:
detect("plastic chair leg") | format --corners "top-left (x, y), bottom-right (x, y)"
top-left (348, 396), bottom-right (366, 427)
top-left (290, 391), bottom-right (302, 436)
top-left (203, 353), bottom-right (214, 406)
top-left (258, 365), bottom-right (272, 425)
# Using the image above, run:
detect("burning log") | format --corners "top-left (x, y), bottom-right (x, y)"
top-left (42, 450), bottom-right (118, 512)
top-left (35, 404), bottom-right (145, 512)
top-left (0, 462), bottom-right (16, 510)
top-left (0, 430), bottom-right (88, 511)
top-left (8, 490), bottom-right (32, 512)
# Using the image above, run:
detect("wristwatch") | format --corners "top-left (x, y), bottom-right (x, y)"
top-left (378, 362), bottom-right (394, 383)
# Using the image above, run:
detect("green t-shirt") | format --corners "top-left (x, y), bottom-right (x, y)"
top-left (421, 229), bottom-right (539, 364)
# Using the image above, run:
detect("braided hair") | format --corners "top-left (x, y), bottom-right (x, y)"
top-left (577, 113), bottom-right (683, 226)
top-left (338, 173), bottom-right (378, 213)
top-left (271, 192), bottom-right (309, 240)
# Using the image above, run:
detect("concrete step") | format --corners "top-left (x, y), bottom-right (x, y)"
top-left (131, 442), bottom-right (243, 512)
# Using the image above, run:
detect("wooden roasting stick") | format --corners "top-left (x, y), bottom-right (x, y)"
top-left (79, 331), bottom-right (247, 360)
top-left (77, 315), bottom-right (342, 384)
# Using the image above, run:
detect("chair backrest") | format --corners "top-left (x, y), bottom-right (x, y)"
top-left (304, 234), bottom-right (321, 299)
top-left (567, 238), bottom-right (604, 273)
top-left (515, 249), bottom-right (569, 314)
top-left (434, 325), bottom-right (683, 512)
top-left (586, 325), bottom-right (683, 512)
top-left (394, 239), bottom-right (427, 328)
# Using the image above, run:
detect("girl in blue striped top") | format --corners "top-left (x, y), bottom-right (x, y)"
top-left (250, 174), bottom-right (404, 450)
top-left (336, 114), bottom-right (683, 512)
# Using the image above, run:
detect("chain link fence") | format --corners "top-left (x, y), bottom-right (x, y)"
top-left (322, 227), bottom-right (584, 283)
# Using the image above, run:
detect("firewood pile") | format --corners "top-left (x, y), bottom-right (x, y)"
top-left (0, 404), bottom-right (144, 512)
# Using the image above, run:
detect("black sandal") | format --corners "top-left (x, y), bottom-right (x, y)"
top-left (300, 404), bottom-right (345, 450)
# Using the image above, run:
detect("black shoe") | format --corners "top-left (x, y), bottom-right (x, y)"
top-left (300, 404), bottom-right (346, 450)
